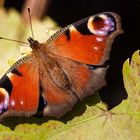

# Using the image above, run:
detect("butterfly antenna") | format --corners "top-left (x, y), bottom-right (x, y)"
top-left (0, 37), bottom-right (29, 44)
top-left (28, 7), bottom-right (34, 39)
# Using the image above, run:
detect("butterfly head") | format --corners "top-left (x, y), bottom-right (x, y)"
top-left (28, 37), bottom-right (40, 50)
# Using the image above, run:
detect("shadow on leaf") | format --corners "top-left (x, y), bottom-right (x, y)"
top-left (2, 92), bottom-right (100, 130)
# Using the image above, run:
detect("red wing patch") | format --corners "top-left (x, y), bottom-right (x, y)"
top-left (49, 12), bottom-right (122, 65)
top-left (42, 56), bottom-right (107, 118)
top-left (0, 57), bottom-right (39, 118)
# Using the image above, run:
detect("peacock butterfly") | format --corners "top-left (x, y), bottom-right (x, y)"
top-left (0, 12), bottom-right (122, 119)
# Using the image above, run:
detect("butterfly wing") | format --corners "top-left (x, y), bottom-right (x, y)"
top-left (47, 12), bottom-right (122, 65)
top-left (41, 56), bottom-right (107, 118)
top-left (0, 56), bottom-right (40, 119)
top-left (41, 12), bottom-right (122, 117)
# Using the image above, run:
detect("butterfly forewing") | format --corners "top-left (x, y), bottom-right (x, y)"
top-left (0, 56), bottom-right (40, 119)
top-left (48, 12), bottom-right (122, 65)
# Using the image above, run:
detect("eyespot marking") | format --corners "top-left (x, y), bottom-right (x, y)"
top-left (0, 88), bottom-right (9, 114)
top-left (87, 13), bottom-right (117, 36)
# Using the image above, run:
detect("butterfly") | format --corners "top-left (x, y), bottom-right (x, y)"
top-left (0, 12), bottom-right (122, 119)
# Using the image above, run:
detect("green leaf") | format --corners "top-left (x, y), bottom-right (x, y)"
top-left (122, 50), bottom-right (140, 113)
top-left (48, 106), bottom-right (140, 140)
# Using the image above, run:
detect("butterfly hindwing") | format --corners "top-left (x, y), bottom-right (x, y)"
top-left (37, 54), bottom-right (106, 118)
top-left (0, 56), bottom-right (39, 119)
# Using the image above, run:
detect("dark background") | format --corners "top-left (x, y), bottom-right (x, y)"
top-left (4, 0), bottom-right (140, 109)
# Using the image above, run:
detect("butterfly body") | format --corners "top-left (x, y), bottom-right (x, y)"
top-left (0, 12), bottom-right (122, 119)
